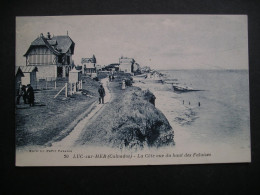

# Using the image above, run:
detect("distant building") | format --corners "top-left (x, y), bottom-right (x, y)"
top-left (133, 62), bottom-right (140, 72)
top-left (95, 64), bottom-right (102, 71)
top-left (81, 55), bottom-right (97, 76)
top-left (119, 57), bottom-right (135, 73)
top-left (18, 66), bottom-right (38, 89)
top-left (103, 63), bottom-right (120, 72)
top-left (23, 32), bottom-right (75, 80)
top-left (140, 66), bottom-right (151, 73)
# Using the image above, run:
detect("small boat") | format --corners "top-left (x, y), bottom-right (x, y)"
top-left (172, 84), bottom-right (202, 93)
top-left (163, 80), bottom-right (179, 84)
top-left (135, 73), bottom-right (147, 78)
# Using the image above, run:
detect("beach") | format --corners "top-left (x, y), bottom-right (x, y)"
top-left (16, 70), bottom-right (252, 165)
top-left (133, 69), bottom-right (251, 156)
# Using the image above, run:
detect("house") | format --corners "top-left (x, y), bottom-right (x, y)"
top-left (133, 62), bottom-right (140, 72)
top-left (23, 32), bottom-right (75, 80)
top-left (15, 67), bottom-right (24, 85)
top-left (15, 67), bottom-right (24, 91)
top-left (81, 55), bottom-right (97, 76)
top-left (18, 66), bottom-right (38, 89)
top-left (119, 57), bottom-right (135, 73)
top-left (103, 63), bottom-right (120, 72)
top-left (95, 64), bottom-right (102, 71)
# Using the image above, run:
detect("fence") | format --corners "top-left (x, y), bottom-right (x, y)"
top-left (35, 78), bottom-right (68, 90)
top-left (54, 80), bottom-right (83, 99)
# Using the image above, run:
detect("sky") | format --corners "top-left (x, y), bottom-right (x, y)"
top-left (16, 15), bottom-right (248, 70)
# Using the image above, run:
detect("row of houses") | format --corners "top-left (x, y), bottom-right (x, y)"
top-left (78, 56), bottom-right (141, 77)
top-left (16, 32), bottom-right (143, 87)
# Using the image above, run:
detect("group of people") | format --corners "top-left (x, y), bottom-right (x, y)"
top-left (182, 100), bottom-right (201, 107)
top-left (108, 74), bottom-right (115, 82)
top-left (16, 82), bottom-right (35, 107)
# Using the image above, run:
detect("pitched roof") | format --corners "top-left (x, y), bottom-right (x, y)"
top-left (51, 36), bottom-right (75, 54)
top-left (19, 66), bottom-right (38, 73)
top-left (15, 67), bottom-right (24, 77)
top-left (31, 37), bottom-right (57, 46)
top-left (81, 58), bottom-right (95, 63)
top-left (24, 34), bottom-right (75, 56)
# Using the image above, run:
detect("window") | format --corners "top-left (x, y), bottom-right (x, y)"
top-left (67, 56), bottom-right (70, 64)
top-left (58, 56), bottom-right (62, 63)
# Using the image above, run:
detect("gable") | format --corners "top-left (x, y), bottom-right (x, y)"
top-left (51, 36), bottom-right (75, 54)
top-left (15, 67), bottom-right (24, 77)
top-left (24, 35), bottom-right (75, 56)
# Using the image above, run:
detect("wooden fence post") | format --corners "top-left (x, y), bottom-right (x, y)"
top-left (54, 83), bottom-right (67, 99)
top-left (74, 83), bottom-right (76, 93)
top-left (65, 83), bottom-right (68, 97)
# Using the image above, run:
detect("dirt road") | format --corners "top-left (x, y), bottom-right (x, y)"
top-left (51, 78), bottom-right (112, 148)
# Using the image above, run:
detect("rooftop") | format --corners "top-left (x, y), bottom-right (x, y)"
top-left (24, 33), bottom-right (75, 56)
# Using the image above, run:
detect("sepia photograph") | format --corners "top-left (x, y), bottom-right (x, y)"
top-left (15, 15), bottom-right (251, 166)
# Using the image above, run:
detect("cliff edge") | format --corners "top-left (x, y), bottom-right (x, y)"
top-left (78, 82), bottom-right (174, 149)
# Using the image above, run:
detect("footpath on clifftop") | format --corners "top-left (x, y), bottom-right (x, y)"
top-left (16, 72), bottom-right (174, 150)
top-left (51, 77), bottom-right (112, 148)
top-left (74, 73), bottom-right (174, 149)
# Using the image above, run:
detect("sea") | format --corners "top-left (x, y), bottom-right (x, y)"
top-left (133, 69), bottom-right (251, 155)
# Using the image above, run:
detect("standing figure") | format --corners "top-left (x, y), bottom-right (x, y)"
top-left (21, 85), bottom-right (27, 104)
top-left (27, 84), bottom-right (35, 107)
top-left (149, 94), bottom-right (156, 106)
top-left (122, 80), bottom-right (126, 90)
top-left (98, 84), bottom-right (105, 104)
top-left (16, 82), bottom-right (23, 105)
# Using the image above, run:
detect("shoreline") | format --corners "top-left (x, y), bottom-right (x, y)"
top-left (132, 74), bottom-right (200, 148)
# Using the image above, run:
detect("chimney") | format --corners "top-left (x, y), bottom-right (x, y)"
top-left (47, 32), bottom-right (51, 39)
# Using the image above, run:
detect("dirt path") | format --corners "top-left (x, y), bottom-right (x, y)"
top-left (51, 77), bottom-right (112, 148)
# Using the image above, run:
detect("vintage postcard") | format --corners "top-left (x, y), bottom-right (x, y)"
top-left (15, 15), bottom-right (250, 166)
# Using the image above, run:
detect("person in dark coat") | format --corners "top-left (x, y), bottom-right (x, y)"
top-left (21, 85), bottom-right (27, 104)
top-left (98, 84), bottom-right (105, 104)
top-left (27, 84), bottom-right (35, 106)
top-left (149, 94), bottom-right (156, 106)
top-left (16, 82), bottom-right (22, 105)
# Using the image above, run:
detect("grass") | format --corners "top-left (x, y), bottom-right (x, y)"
top-left (77, 76), bottom-right (174, 149)
top-left (16, 71), bottom-right (174, 149)
top-left (15, 75), bottom-right (102, 147)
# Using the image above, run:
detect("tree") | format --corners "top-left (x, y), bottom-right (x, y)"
top-left (92, 55), bottom-right (96, 63)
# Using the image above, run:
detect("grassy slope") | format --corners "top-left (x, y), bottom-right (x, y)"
top-left (15, 76), bottom-right (100, 147)
top-left (78, 77), bottom-right (174, 149)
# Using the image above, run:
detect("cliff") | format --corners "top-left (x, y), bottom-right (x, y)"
top-left (78, 82), bottom-right (174, 149)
